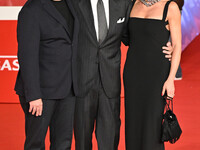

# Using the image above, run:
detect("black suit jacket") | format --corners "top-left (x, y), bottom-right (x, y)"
top-left (72, 0), bottom-right (132, 98)
top-left (15, 0), bottom-right (79, 102)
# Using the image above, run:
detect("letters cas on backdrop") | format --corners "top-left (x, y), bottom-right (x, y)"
top-left (0, 0), bottom-right (26, 103)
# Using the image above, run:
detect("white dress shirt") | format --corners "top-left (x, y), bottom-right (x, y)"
top-left (90, 0), bottom-right (109, 41)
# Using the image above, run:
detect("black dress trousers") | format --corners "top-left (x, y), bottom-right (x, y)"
top-left (74, 76), bottom-right (121, 150)
top-left (19, 96), bottom-right (75, 150)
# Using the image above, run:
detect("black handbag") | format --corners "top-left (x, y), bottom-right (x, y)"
top-left (161, 96), bottom-right (182, 144)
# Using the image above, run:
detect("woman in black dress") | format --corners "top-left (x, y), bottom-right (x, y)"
top-left (123, 0), bottom-right (182, 150)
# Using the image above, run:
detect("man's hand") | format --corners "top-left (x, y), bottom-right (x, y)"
top-left (162, 42), bottom-right (173, 61)
top-left (29, 99), bottom-right (43, 117)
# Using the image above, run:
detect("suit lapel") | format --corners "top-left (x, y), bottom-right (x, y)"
top-left (78, 0), bottom-right (98, 42)
top-left (100, 0), bottom-right (120, 46)
top-left (78, 0), bottom-right (121, 45)
top-left (41, 0), bottom-right (71, 39)
top-left (65, 0), bottom-right (79, 43)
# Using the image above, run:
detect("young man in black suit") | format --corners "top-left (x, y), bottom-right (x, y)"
top-left (72, 0), bottom-right (173, 150)
top-left (15, 0), bottom-right (79, 149)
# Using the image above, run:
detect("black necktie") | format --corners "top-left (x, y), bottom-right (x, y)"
top-left (97, 0), bottom-right (108, 44)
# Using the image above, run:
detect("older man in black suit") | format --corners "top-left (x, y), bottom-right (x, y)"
top-left (72, 0), bottom-right (173, 150)
top-left (15, 0), bottom-right (79, 149)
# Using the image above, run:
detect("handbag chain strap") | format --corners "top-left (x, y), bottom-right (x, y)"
top-left (164, 96), bottom-right (174, 112)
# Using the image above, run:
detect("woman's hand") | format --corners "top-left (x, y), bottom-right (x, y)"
top-left (162, 79), bottom-right (175, 98)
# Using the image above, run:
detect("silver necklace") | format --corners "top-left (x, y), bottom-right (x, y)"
top-left (140, 0), bottom-right (161, 7)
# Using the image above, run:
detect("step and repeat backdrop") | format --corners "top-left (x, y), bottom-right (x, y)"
top-left (0, 0), bottom-right (26, 103)
top-left (0, 0), bottom-right (200, 103)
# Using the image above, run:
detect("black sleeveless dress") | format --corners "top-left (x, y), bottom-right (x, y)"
top-left (123, 1), bottom-right (172, 150)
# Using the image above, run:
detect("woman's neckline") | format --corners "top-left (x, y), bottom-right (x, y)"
top-left (130, 17), bottom-right (163, 21)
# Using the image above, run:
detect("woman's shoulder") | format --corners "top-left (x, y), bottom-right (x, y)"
top-left (167, 1), bottom-right (181, 19)
top-left (168, 1), bottom-right (180, 12)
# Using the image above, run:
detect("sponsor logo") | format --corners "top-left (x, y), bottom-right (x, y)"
top-left (0, 55), bottom-right (19, 71)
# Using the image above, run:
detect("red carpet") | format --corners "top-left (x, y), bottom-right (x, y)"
top-left (0, 35), bottom-right (200, 149)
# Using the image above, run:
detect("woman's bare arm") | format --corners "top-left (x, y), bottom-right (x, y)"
top-left (168, 2), bottom-right (182, 80)
top-left (162, 1), bottom-right (182, 97)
